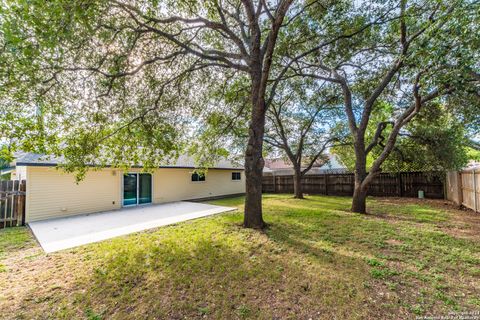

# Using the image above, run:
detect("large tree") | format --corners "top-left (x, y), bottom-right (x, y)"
top-left (2, 0), bottom-right (477, 220)
top-left (264, 78), bottom-right (341, 198)
top-left (0, 0), bottom-right (345, 229)
top-left (289, 0), bottom-right (479, 212)
top-left (332, 103), bottom-right (473, 172)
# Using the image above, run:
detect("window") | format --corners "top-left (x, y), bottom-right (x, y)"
top-left (232, 172), bottom-right (241, 181)
top-left (191, 172), bottom-right (206, 182)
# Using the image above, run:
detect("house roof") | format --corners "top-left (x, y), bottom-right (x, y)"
top-left (14, 152), bottom-right (244, 170)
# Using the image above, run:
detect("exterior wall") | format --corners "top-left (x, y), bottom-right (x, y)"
top-left (151, 168), bottom-right (245, 203)
top-left (26, 167), bottom-right (122, 222)
top-left (25, 166), bottom-right (245, 222)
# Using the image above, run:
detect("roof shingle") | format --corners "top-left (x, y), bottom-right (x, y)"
top-left (14, 152), bottom-right (244, 170)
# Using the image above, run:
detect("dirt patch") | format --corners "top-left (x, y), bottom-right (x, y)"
top-left (0, 233), bottom-right (94, 318)
top-left (374, 197), bottom-right (480, 240)
top-left (385, 239), bottom-right (403, 246)
top-left (375, 197), bottom-right (466, 213)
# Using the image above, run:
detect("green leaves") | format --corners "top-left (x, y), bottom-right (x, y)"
top-left (334, 102), bottom-right (472, 172)
top-left (382, 103), bottom-right (470, 172)
top-left (0, 0), bottom-right (477, 180)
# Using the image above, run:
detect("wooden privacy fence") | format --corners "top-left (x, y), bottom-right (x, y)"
top-left (263, 171), bottom-right (445, 199)
top-left (446, 169), bottom-right (479, 213)
top-left (0, 180), bottom-right (26, 228)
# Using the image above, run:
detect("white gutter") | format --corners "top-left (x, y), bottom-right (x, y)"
top-left (0, 167), bottom-right (14, 175)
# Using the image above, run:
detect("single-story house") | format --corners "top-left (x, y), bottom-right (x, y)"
top-left (11, 153), bottom-right (245, 223)
top-left (263, 153), bottom-right (347, 176)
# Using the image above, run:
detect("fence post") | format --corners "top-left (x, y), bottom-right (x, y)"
top-left (457, 171), bottom-right (463, 207)
top-left (11, 181), bottom-right (17, 227)
top-left (474, 170), bottom-right (478, 213)
top-left (0, 181), bottom-right (4, 229)
top-left (397, 172), bottom-right (403, 197)
top-left (20, 180), bottom-right (26, 226)
top-left (325, 174), bottom-right (329, 195)
top-left (272, 172), bottom-right (276, 193)
top-left (7, 180), bottom-right (12, 228)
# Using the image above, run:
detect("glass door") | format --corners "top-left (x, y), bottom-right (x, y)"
top-left (123, 173), bottom-right (152, 206)
top-left (138, 173), bottom-right (152, 204)
top-left (123, 174), bottom-right (138, 206)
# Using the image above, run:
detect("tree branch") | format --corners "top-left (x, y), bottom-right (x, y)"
top-left (365, 121), bottom-right (394, 155)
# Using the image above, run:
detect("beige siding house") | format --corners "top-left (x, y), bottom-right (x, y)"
top-left (13, 153), bottom-right (245, 222)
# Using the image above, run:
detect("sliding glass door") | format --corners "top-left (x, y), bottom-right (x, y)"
top-left (123, 174), bottom-right (138, 206)
top-left (138, 173), bottom-right (152, 204)
top-left (123, 173), bottom-right (152, 206)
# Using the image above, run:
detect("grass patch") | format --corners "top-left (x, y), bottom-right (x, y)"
top-left (0, 195), bottom-right (479, 319)
top-left (0, 227), bottom-right (33, 253)
top-left (0, 227), bottom-right (33, 272)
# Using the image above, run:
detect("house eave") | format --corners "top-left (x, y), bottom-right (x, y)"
top-left (0, 166), bottom-right (15, 175)
top-left (15, 162), bottom-right (244, 171)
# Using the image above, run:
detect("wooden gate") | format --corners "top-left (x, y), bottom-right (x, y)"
top-left (446, 168), bottom-right (479, 213)
top-left (0, 180), bottom-right (26, 228)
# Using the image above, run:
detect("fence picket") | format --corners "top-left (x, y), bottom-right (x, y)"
top-left (0, 180), bottom-right (27, 229)
top-left (262, 171), bottom-right (444, 199)
top-left (446, 169), bottom-right (480, 213)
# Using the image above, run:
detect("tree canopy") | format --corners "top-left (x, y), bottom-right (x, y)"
top-left (332, 103), bottom-right (473, 172)
top-left (0, 0), bottom-right (318, 227)
top-left (0, 0), bottom-right (478, 219)
top-left (288, 0), bottom-right (479, 212)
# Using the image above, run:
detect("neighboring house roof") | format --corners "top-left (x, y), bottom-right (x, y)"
top-left (263, 154), bottom-right (348, 176)
top-left (264, 158), bottom-right (292, 170)
top-left (264, 154), bottom-right (346, 172)
top-left (0, 167), bottom-right (14, 175)
top-left (13, 152), bottom-right (244, 170)
top-left (263, 167), bottom-right (349, 176)
top-left (466, 160), bottom-right (480, 169)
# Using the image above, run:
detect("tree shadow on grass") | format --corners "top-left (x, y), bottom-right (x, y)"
top-left (9, 197), bottom-right (480, 319)
top-left (11, 227), bottom-right (271, 319)
top-left (78, 230), bottom-right (335, 319)
top-left (366, 202), bottom-right (450, 224)
top-left (266, 202), bottom-right (480, 313)
top-left (84, 222), bottom-right (391, 319)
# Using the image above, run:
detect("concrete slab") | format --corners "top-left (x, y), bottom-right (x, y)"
top-left (29, 201), bottom-right (235, 253)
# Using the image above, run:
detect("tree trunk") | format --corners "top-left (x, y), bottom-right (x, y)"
top-left (293, 166), bottom-right (304, 199)
top-left (351, 184), bottom-right (368, 213)
top-left (243, 133), bottom-right (265, 229)
top-left (351, 142), bottom-right (368, 213)
top-left (242, 7), bottom-right (292, 228)
top-left (243, 114), bottom-right (266, 228)
top-left (243, 61), bottom-right (266, 229)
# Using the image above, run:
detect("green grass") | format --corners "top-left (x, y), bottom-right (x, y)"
top-left (0, 195), bottom-right (479, 319)
top-left (0, 227), bottom-right (34, 272)
top-left (0, 227), bottom-right (33, 251)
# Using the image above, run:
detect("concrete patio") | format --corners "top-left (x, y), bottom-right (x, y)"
top-left (28, 201), bottom-right (235, 253)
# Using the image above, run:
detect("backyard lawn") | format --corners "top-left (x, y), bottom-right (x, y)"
top-left (0, 195), bottom-right (479, 319)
